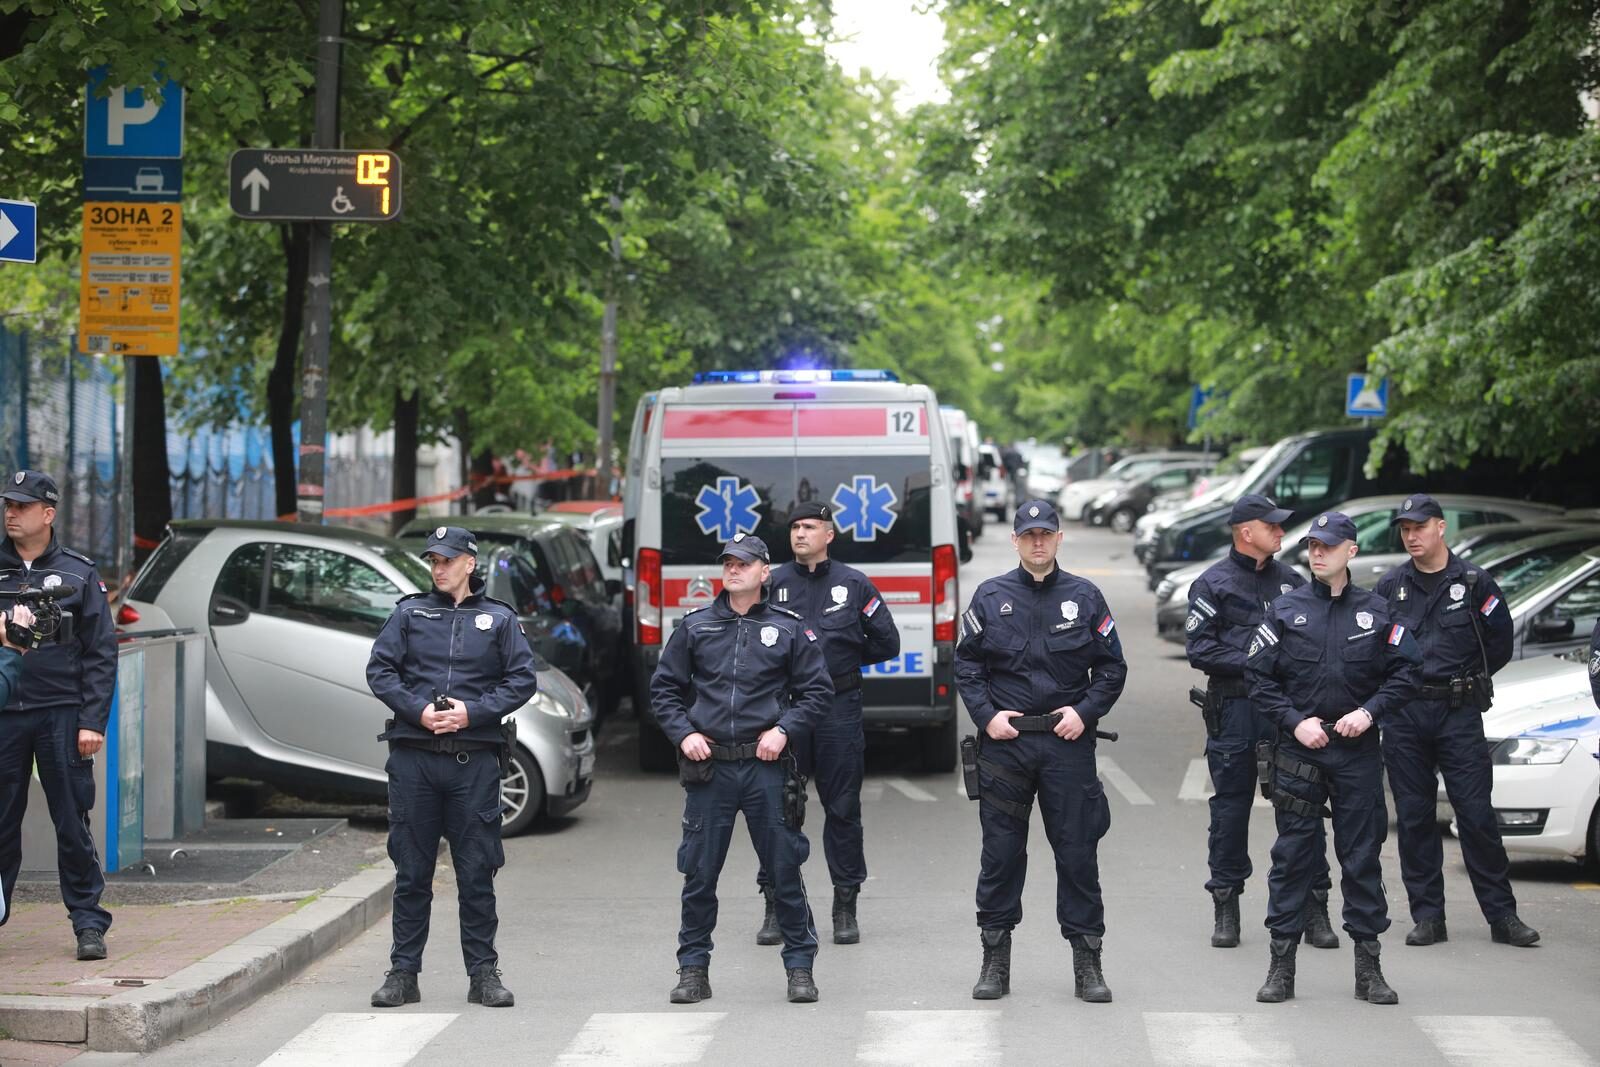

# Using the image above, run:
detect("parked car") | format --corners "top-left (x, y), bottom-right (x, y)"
top-left (1438, 658), bottom-right (1598, 874)
top-left (1085, 461), bottom-right (1215, 532)
top-left (1153, 494), bottom-right (1560, 644)
top-left (1058, 452), bottom-right (1201, 522)
top-left (1019, 445), bottom-right (1070, 500)
top-left (398, 513), bottom-right (625, 719)
top-left (1457, 528), bottom-right (1600, 601)
top-left (122, 520), bottom-right (595, 834)
top-left (1507, 547), bottom-right (1600, 660)
top-left (1453, 520), bottom-right (1600, 562)
top-left (977, 443), bottom-right (1015, 521)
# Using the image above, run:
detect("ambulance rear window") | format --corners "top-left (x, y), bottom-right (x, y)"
top-left (660, 455), bottom-right (934, 567)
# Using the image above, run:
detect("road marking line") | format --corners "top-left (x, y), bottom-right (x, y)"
top-left (884, 777), bottom-right (937, 802)
top-left (257, 1013), bottom-right (457, 1066)
top-left (555, 1012), bottom-right (727, 1066)
top-left (1179, 757), bottom-right (1270, 806)
top-left (857, 1010), bottom-right (1001, 1066)
top-left (1098, 757), bottom-right (1154, 805)
top-left (1144, 1012), bottom-right (1295, 1067)
top-left (1415, 1016), bottom-right (1596, 1067)
top-left (861, 781), bottom-right (886, 803)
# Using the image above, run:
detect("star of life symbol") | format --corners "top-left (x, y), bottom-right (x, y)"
top-left (760, 625), bottom-right (779, 647)
top-left (1062, 600), bottom-right (1078, 621)
top-left (831, 475), bottom-right (899, 541)
top-left (694, 476), bottom-right (762, 541)
top-left (1356, 611), bottom-right (1373, 630)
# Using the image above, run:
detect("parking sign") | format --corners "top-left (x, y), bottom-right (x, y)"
top-left (84, 69), bottom-right (184, 158)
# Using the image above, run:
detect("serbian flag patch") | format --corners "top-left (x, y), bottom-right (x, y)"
top-left (1097, 614), bottom-right (1116, 637)
top-left (1480, 595), bottom-right (1500, 617)
top-left (1387, 624), bottom-right (1406, 646)
top-left (862, 596), bottom-right (881, 618)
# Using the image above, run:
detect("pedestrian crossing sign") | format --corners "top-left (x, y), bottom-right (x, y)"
top-left (1346, 373), bottom-right (1389, 418)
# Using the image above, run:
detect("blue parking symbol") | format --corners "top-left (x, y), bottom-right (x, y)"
top-left (1345, 373), bottom-right (1388, 418)
top-left (84, 68), bottom-right (184, 158)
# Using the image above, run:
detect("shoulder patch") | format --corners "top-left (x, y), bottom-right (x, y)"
top-left (1255, 622), bottom-right (1279, 646)
top-left (683, 603), bottom-right (710, 617)
top-left (397, 591), bottom-right (429, 602)
top-left (770, 604), bottom-right (804, 621)
top-left (60, 547), bottom-right (96, 566)
top-left (1193, 596), bottom-right (1217, 618)
top-left (862, 595), bottom-right (882, 618)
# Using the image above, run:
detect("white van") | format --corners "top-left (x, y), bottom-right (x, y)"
top-left (940, 405), bottom-right (984, 539)
top-left (627, 369), bottom-right (963, 772)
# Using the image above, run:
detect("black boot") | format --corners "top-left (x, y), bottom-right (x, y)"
top-left (371, 970), bottom-right (420, 1007)
top-left (971, 928), bottom-right (1012, 1000)
top-left (669, 965), bottom-right (712, 1004)
top-left (832, 885), bottom-right (861, 945)
top-left (75, 928), bottom-right (107, 961)
top-left (786, 966), bottom-right (819, 1003)
top-left (1302, 889), bottom-right (1340, 949)
top-left (1210, 887), bottom-right (1240, 948)
top-left (756, 888), bottom-right (781, 946)
top-left (1255, 937), bottom-right (1297, 1003)
top-left (1069, 935), bottom-right (1112, 1003)
top-left (1353, 940), bottom-right (1399, 1005)
top-left (1405, 916), bottom-right (1448, 946)
top-left (1489, 914), bottom-right (1540, 947)
top-left (467, 966), bottom-right (515, 1007)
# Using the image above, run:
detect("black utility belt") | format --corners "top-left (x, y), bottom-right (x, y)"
top-left (1011, 714), bottom-right (1065, 733)
top-left (831, 671), bottom-right (863, 694)
top-left (706, 741), bottom-right (765, 761)
top-left (1207, 677), bottom-right (1250, 698)
top-left (392, 737), bottom-right (500, 754)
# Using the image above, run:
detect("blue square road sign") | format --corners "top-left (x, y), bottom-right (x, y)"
top-left (1346, 373), bottom-right (1389, 419)
top-left (84, 68), bottom-right (184, 158)
top-left (0, 199), bottom-right (38, 264)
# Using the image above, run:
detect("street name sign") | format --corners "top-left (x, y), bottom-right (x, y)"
top-left (228, 148), bottom-right (402, 221)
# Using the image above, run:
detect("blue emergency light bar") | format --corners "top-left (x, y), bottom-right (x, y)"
top-left (691, 369), bottom-right (900, 385)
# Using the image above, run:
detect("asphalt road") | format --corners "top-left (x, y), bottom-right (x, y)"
top-left (88, 526), bottom-right (1600, 1067)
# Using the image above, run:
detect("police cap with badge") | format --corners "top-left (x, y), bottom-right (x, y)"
top-left (719, 532), bottom-right (770, 563)
top-left (2, 470), bottom-right (61, 506)
top-left (786, 502), bottom-right (833, 526)
top-left (1014, 499), bottom-right (1060, 534)
top-left (1300, 512), bottom-right (1359, 546)
top-left (1390, 494), bottom-right (1445, 525)
top-left (419, 526), bottom-right (479, 559)
top-left (1228, 493), bottom-right (1293, 526)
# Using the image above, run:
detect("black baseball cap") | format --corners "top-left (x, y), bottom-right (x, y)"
top-left (1300, 512), bottom-right (1359, 547)
top-left (787, 502), bottom-right (833, 525)
top-left (1391, 493), bottom-right (1445, 525)
top-left (421, 526), bottom-right (479, 559)
top-left (2, 470), bottom-right (60, 505)
top-left (1228, 492), bottom-right (1293, 526)
top-left (1013, 499), bottom-right (1060, 535)
top-left (719, 532), bottom-right (770, 563)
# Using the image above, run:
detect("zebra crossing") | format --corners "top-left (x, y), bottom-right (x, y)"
top-left (862, 757), bottom-right (1242, 808)
top-left (247, 1009), bottom-right (1598, 1066)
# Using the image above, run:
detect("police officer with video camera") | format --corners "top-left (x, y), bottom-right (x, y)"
top-left (366, 526), bottom-right (538, 1010)
top-left (1184, 493), bottom-right (1337, 950)
top-left (651, 532), bottom-right (833, 1005)
top-left (1375, 493), bottom-right (1541, 949)
top-left (1246, 512), bottom-right (1421, 1006)
top-left (0, 470), bottom-right (116, 960)
top-left (756, 501), bottom-right (899, 947)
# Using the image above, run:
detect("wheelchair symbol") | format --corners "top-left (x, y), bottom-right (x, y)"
top-left (330, 186), bottom-right (355, 214)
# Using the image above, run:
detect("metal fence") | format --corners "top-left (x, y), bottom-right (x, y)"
top-left (0, 326), bottom-right (123, 565)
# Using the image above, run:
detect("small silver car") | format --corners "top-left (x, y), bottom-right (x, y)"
top-left (123, 520), bottom-right (595, 834)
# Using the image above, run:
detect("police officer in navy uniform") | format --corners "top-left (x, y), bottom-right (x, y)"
top-left (0, 470), bottom-right (116, 961)
top-left (0, 601), bottom-right (38, 926)
top-left (756, 501), bottom-right (899, 946)
top-left (956, 500), bottom-right (1126, 1003)
top-left (1184, 494), bottom-right (1338, 950)
top-left (366, 526), bottom-right (538, 1010)
top-left (1246, 512), bottom-right (1421, 1005)
top-left (1375, 494), bottom-right (1541, 948)
top-left (651, 533), bottom-right (832, 1005)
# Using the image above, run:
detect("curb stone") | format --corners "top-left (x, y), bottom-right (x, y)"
top-left (0, 861), bottom-right (394, 1053)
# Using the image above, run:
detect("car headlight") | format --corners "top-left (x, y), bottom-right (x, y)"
top-left (1490, 736), bottom-right (1576, 765)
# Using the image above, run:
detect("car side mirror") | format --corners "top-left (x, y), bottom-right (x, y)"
top-left (209, 594), bottom-right (251, 626)
top-left (1530, 614), bottom-right (1575, 642)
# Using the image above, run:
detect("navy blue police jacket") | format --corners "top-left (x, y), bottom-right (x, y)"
top-left (366, 577), bottom-right (539, 745)
top-left (1373, 553), bottom-right (1513, 684)
top-left (1245, 578), bottom-right (1422, 746)
top-left (0, 535), bottom-right (117, 733)
top-left (1185, 547), bottom-right (1306, 680)
top-left (955, 564), bottom-right (1127, 730)
top-left (767, 557), bottom-right (900, 682)
top-left (649, 591), bottom-right (832, 747)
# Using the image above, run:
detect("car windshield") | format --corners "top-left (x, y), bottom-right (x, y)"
top-left (1028, 453), bottom-right (1068, 479)
top-left (1508, 547), bottom-right (1600, 610)
top-left (373, 542), bottom-right (433, 591)
top-left (1231, 437), bottom-right (1298, 496)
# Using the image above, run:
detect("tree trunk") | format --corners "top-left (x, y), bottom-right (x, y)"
top-left (129, 356), bottom-right (171, 569)
top-left (470, 448), bottom-right (496, 511)
top-left (268, 223), bottom-right (310, 518)
top-left (454, 405), bottom-right (471, 517)
top-left (391, 386), bottom-right (418, 534)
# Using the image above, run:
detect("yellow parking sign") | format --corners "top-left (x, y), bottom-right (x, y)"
top-left (78, 201), bottom-right (181, 356)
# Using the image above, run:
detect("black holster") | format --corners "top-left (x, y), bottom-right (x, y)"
top-left (677, 751), bottom-right (715, 786)
top-left (961, 734), bottom-right (980, 801)
top-left (1255, 739), bottom-right (1275, 801)
top-left (782, 754), bottom-right (808, 830)
top-left (1191, 686), bottom-right (1223, 739)
top-left (498, 719), bottom-right (517, 777)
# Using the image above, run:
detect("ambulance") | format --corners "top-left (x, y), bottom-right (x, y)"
top-left (626, 369), bottom-right (963, 772)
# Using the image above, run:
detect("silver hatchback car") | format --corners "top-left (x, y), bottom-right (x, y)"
top-left (123, 520), bottom-right (595, 834)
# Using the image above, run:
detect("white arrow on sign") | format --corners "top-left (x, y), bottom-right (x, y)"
top-left (0, 210), bottom-right (17, 252)
top-left (240, 168), bottom-right (269, 212)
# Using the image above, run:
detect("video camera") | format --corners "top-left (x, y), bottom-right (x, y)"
top-left (0, 583), bottom-right (78, 650)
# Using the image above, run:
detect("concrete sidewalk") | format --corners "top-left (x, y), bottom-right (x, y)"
top-left (0, 818), bottom-right (395, 1058)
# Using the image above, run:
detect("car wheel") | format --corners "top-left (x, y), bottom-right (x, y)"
top-left (1586, 799), bottom-right (1600, 880)
top-left (918, 713), bottom-right (958, 773)
top-left (500, 744), bottom-right (545, 836)
top-left (1110, 508), bottom-right (1137, 533)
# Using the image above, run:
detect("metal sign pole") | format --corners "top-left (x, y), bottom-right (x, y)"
top-left (297, 0), bottom-right (342, 523)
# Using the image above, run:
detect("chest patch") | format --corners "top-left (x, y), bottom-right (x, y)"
top-left (1292, 615), bottom-right (1307, 627)
top-left (760, 625), bottom-right (779, 647)
top-left (415, 610), bottom-right (442, 620)
top-left (831, 585), bottom-right (849, 605)
top-left (1355, 611), bottom-right (1373, 630)
top-left (42, 574), bottom-right (62, 590)
top-left (1062, 600), bottom-right (1079, 622)
top-left (475, 613), bottom-right (494, 631)
top-left (1449, 583), bottom-right (1465, 602)
top-left (1397, 585), bottom-right (1407, 602)
top-left (999, 602), bottom-right (1013, 616)
top-left (1280, 583), bottom-right (1293, 595)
